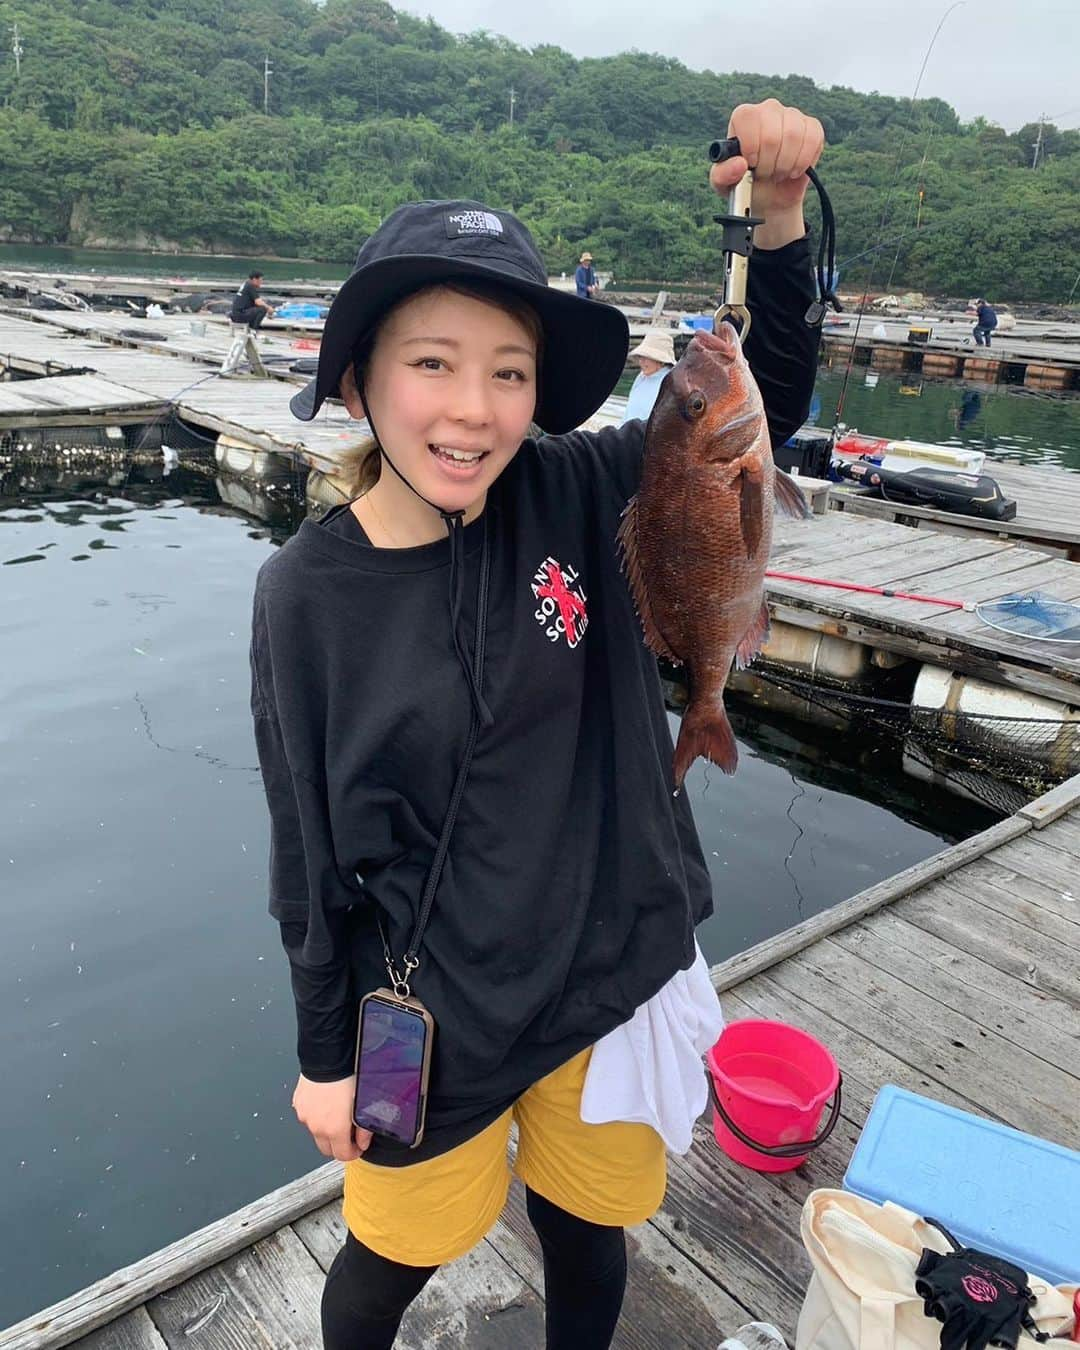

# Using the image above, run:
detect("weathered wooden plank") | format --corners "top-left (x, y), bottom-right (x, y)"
top-left (0, 1166), bottom-right (343, 1350)
top-left (899, 881), bottom-right (1080, 1009)
top-left (709, 814), bottom-right (1031, 991)
top-left (291, 1176), bottom-right (747, 1350)
top-left (868, 551), bottom-right (1050, 622)
top-left (766, 535), bottom-right (1014, 617)
top-left (925, 559), bottom-right (1080, 639)
top-left (288, 1201), bottom-right (343, 1272)
top-left (832, 489), bottom-right (1080, 548)
top-left (292, 1193), bottom-right (548, 1350)
top-left (651, 1116), bottom-right (812, 1344)
top-left (770, 515), bottom-right (911, 564)
top-left (67, 1309), bottom-right (168, 1350)
top-left (144, 1225), bottom-right (324, 1349)
top-left (861, 907), bottom-right (1080, 1042)
top-left (490, 1178), bottom-right (753, 1349)
top-left (726, 972), bottom-right (1001, 1126)
top-left (1028, 814), bottom-right (1080, 859)
top-left (1017, 773), bottom-right (1080, 825)
top-left (828, 922), bottom-right (1080, 1079)
top-left (397, 1246), bottom-right (543, 1350)
top-left (853, 533), bottom-right (1010, 585)
top-left (770, 946), bottom-right (1077, 1146)
top-left (953, 854), bottom-right (1080, 941)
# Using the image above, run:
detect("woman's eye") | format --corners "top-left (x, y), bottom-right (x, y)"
top-left (495, 368), bottom-right (527, 382)
top-left (411, 357), bottom-right (445, 372)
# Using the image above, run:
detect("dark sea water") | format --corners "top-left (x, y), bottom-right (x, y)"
top-left (614, 364), bottom-right (1080, 474)
top-left (813, 364), bottom-right (1080, 474)
top-left (0, 463), bottom-right (998, 1326)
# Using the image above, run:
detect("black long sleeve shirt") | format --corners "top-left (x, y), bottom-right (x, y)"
top-left (250, 234), bottom-right (820, 1165)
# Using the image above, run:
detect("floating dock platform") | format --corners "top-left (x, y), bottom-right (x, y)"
top-left (3, 776), bottom-right (1077, 1348)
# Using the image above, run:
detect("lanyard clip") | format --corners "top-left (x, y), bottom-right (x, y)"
top-left (378, 914), bottom-right (419, 1000)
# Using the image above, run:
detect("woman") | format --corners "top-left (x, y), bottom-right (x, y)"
top-left (252, 98), bottom-right (824, 1349)
top-left (621, 327), bottom-right (676, 423)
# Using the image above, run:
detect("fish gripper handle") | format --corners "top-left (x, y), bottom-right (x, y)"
top-left (708, 137), bottom-right (762, 259)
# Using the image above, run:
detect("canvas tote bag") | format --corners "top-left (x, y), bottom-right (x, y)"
top-left (796, 1190), bottom-right (1077, 1350)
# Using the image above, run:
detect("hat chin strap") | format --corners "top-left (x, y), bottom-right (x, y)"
top-left (360, 380), bottom-right (494, 730)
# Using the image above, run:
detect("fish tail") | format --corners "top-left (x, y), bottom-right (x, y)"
top-left (673, 698), bottom-right (738, 788)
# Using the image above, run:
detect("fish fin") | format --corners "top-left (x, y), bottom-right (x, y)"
top-left (738, 465), bottom-right (764, 558)
top-left (774, 467), bottom-right (811, 520)
top-left (617, 497), bottom-right (680, 662)
top-left (673, 697), bottom-right (738, 788)
top-left (734, 599), bottom-right (770, 670)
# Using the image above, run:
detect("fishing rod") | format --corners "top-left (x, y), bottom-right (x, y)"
top-left (707, 136), bottom-right (841, 340)
top-left (831, 0), bottom-right (967, 426)
top-left (763, 570), bottom-right (968, 609)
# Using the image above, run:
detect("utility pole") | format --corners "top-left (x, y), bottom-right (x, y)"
top-left (11, 22), bottom-right (23, 78)
top-left (509, 86), bottom-right (516, 126)
top-left (1032, 113), bottom-right (1045, 169)
top-left (263, 55), bottom-right (272, 114)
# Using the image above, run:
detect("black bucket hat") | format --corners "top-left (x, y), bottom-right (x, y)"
top-left (289, 200), bottom-right (629, 435)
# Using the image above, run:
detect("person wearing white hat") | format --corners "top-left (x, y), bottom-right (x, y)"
top-left (575, 251), bottom-right (598, 299)
top-left (621, 328), bottom-right (676, 424)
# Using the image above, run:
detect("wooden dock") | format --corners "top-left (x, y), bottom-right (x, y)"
top-left (0, 308), bottom-right (357, 469)
top-left (820, 319), bottom-right (1080, 390)
top-left (765, 509), bottom-right (1080, 705)
top-left (5, 307), bottom-right (1080, 709)
top-left (829, 460), bottom-right (1080, 562)
top-left (4, 775), bottom-right (1077, 1350)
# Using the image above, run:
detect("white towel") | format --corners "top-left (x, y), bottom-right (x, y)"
top-left (580, 940), bottom-right (725, 1155)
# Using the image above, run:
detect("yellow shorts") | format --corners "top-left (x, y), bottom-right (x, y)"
top-left (342, 1047), bottom-right (667, 1266)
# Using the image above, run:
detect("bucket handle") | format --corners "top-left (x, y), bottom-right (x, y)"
top-left (705, 1064), bottom-right (843, 1159)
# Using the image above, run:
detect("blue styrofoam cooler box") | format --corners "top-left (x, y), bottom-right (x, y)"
top-left (844, 1086), bottom-right (1080, 1284)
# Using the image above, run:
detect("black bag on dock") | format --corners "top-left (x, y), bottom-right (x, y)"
top-left (838, 462), bottom-right (1017, 520)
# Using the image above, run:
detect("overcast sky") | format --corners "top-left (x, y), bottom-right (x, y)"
top-left (398, 0), bottom-right (1079, 134)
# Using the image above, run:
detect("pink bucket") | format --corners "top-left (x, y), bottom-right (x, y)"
top-left (705, 1019), bottom-right (841, 1173)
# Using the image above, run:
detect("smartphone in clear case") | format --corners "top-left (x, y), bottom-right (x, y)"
top-left (353, 989), bottom-right (434, 1149)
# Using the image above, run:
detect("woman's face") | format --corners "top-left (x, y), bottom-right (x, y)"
top-left (346, 287), bottom-right (539, 517)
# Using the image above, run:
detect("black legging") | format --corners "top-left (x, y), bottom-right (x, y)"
top-left (321, 1186), bottom-right (627, 1349)
top-left (231, 304), bottom-right (267, 330)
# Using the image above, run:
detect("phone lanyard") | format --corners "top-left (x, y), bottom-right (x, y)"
top-left (378, 511), bottom-right (492, 1001)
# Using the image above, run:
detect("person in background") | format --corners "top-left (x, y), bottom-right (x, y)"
top-left (575, 251), bottom-right (598, 299)
top-left (620, 329), bottom-right (676, 423)
top-left (973, 298), bottom-right (997, 348)
top-left (231, 270), bottom-right (275, 330)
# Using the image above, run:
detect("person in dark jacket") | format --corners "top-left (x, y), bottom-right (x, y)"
top-left (574, 250), bottom-right (598, 298)
top-left (973, 298), bottom-right (998, 347)
top-left (230, 270), bottom-right (275, 329)
top-left (252, 97), bottom-right (824, 1350)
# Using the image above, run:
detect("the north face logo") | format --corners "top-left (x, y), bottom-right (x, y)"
top-left (445, 210), bottom-right (504, 238)
top-left (531, 557), bottom-right (587, 649)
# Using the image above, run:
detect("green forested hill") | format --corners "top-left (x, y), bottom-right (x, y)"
top-left (0, 0), bottom-right (1077, 300)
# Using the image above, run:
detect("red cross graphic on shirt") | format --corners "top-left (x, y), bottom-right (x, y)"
top-left (536, 561), bottom-right (587, 645)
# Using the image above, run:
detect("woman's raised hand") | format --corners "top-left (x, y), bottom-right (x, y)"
top-left (709, 98), bottom-right (825, 250)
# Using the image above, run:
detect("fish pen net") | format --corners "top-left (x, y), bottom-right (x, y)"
top-left (748, 666), bottom-right (1080, 798)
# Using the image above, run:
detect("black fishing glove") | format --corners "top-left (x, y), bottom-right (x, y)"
top-left (915, 1244), bottom-right (1045, 1350)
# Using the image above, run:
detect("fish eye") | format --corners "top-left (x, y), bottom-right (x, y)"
top-left (686, 391), bottom-right (707, 418)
